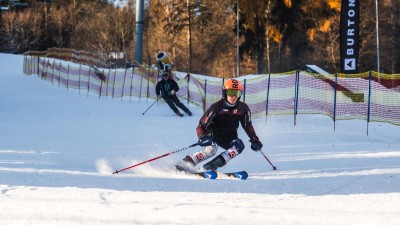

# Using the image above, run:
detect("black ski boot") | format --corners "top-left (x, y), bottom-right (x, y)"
top-left (175, 155), bottom-right (195, 172)
top-left (203, 155), bottom-right (226, 171)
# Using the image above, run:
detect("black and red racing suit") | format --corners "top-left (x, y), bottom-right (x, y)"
top-left (196, 99), bottom-right (259, 150)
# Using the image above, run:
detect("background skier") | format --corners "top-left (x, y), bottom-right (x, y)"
top-left (155, 72), bottom-right (192, 117)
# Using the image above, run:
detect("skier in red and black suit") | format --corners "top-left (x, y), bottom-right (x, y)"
top-left (176, 78), bottom-right (263, 171)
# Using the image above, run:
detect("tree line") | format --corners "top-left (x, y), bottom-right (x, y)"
top-left (0, 0), bottom-right (399, 77)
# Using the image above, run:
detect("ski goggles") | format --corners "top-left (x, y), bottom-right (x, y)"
top-left (226, 89), bottom-right (241, 97)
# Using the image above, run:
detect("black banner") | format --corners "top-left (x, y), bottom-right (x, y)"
top-left (340, 0), bottom-right (360, 74)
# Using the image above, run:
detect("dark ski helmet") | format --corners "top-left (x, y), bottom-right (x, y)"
top-left (162, 71), bottom-right (169, 77)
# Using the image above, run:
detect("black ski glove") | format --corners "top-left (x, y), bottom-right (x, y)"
top-left (249, 136), bottom-right (263, 151)
top-left (198, 135), bottom-right (212, 147)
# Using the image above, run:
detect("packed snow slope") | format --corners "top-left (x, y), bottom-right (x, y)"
top-left (0, 53), bottom-right (399, 225)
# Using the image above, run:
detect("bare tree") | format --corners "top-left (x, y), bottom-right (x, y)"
top-left (0, 10), bottom-right (42, 53)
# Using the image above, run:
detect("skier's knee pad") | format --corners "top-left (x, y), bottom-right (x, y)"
top-left (204, 143), bottom-right (218, 156)
top-left (220, 139), bottom-right (244, 164)
top-left (191, 143), bottom-right (218, 164)
top-left (230, 139), bottom-right (244, 154)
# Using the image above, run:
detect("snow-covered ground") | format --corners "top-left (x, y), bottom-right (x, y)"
top-left (1, 53), bottom-right (399, 225)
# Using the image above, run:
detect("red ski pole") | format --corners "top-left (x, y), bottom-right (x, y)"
top-left (112, 143), bottom-right (198, 174)
top-left (260, 150), bottom-right (277, 170)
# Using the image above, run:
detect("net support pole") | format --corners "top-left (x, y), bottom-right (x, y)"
top-left (367, 70), bottom-right (372, 135)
